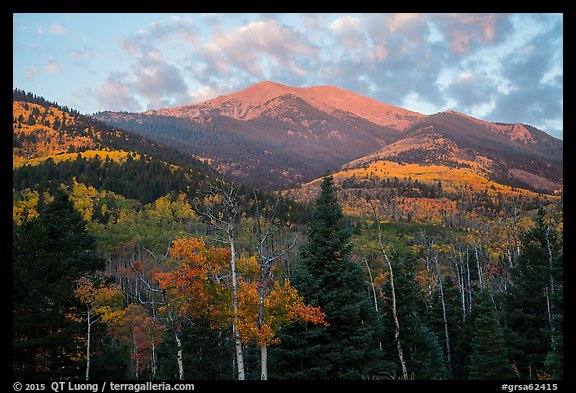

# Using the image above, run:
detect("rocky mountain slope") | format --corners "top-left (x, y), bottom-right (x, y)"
top-left (94, 81), bottom-right (562, 194)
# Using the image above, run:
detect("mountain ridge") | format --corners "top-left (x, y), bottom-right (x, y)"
top-left (145, 81), bottom-right (425, 131)
top-left (93, 81), bottom-right (562, 193)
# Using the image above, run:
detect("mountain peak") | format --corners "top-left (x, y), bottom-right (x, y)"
top-left (149, 81), bottom-right (425, 130)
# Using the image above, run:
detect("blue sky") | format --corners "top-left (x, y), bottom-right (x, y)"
top-left (13, 13), bottom-right (563, 139)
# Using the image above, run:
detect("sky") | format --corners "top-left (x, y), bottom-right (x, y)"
top-left (13, 13), bottom-right (563, 139)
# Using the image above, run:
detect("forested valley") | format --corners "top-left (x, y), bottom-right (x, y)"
top-left (12, 90), bottom-right (563, 382)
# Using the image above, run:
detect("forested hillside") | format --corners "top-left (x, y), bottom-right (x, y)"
top-left (13, 90), bottom-right (563, 381)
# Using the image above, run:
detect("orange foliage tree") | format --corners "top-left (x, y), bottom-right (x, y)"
top-left (75, 274), bottom-right (124, 380)
top-left (154, 236), bottom-right (327, 379)
top-left (107, 303), bottom-right (166, 379)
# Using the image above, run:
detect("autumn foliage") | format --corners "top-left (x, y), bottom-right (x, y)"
top-left (154, 237), bottom-right (327, 347)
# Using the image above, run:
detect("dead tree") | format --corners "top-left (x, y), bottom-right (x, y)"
top-left (368, 198), bottom-right (408, 380)
top-left (253, 192), bottom-right (297, 380)
top-left (194, 179), bottom-right (246, 380)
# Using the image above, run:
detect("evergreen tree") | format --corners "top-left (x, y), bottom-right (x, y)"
top-left (467, 288), bottom-right (515, 380)
top-left (382, 252), bottom-right (448, 379)
top-left (502, 208), bottom-right (560, 379)
top-left (13, 189), bottom-right (105, 379)
top-left (426, 273), bottom-right (463, 378)
top-left (270, 174), bottom-right (382, 379)
top-left (544, 253), bottom-right (563, 379)
top-left (156, 319), bottom-right (235, 380)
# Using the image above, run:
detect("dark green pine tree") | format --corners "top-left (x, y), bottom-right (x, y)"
top-left (544, 253), bottom-right (563, 379)
top-left (466, 288), bottom-right (515, 380)
top-left (425, 273), bottom-right (463, 379)
top-left (13, 189), bottom-right (105, 379)
top-left (270, 174), bottom-right (383, 379)
top-left (381, 252), bottom-right (448, 380)
top-left (501, 207), bottom-right (561, 379)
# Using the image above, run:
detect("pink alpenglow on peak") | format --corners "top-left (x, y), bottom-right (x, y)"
top-left (147, 81), bottom-right (425, 131)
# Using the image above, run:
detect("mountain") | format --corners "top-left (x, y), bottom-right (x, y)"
top-left (12, 89), bottom-right (214, 205)
top-left (94, 81), bottom-right (562, 194)
top-left (347, 110), bottom-right (563, 194)
top-left (13, 88), bottom-right (308, 226)
top-left (94, 81), bottom-right (422, 190)
top-left (146, 81), bottom-right (424, 130)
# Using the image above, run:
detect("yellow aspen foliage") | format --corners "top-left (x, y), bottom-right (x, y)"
top-left (155, 237), bottom-right (327, 348)
top-left (74, 275), bottom-right (125, 323)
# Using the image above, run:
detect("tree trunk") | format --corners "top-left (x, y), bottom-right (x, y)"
top-left (473, 240), bottom-right (484, 288)
top-left (151, 334), bottom-right (156, 380)
top-left (85, 310), bottom-right (91, 380)
top-left (363, 256), bottom-right (382, 351)
top-left (452, 246), bottom-right (467, 322)
top-left (371, 203), bottom-right (408, 380)
top-left (434, 254), bottom-right (452, 378)
top-left (260, 343), bottom-right (268, 380)
top-left (258, 264), bottom-right (268, 379)
top-left (175, 327), bottom-right (184, 380)
top-left (133, 333), bottom-right (139, 380)
top-left (229, 231), bottom-right (245, 380)
top-left (466, 247), bottom-right (472, 315)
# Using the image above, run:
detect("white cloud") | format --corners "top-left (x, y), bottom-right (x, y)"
top-left (199, 18), bottom-right (317, 80)
top-left (72, 13), bottom-right (560, 138)
top-left (68, 48), bottom-right (93, 60)
top-left (91, 73), bottom-right (142, 112)
top-left (329, 16), bottom-right (365, 49)
top-left (458, 72), bottom-right (474, 82)
top-left (25, 66), bottom-right (36, 80)
top-left (49, 23), bottom-right (65, 35)
top-left (44, 59), bottom-right (61, 73)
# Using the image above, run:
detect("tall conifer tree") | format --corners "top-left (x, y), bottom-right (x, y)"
top-left (13, 189), bottom-right (104, 379)
top-left (270, 174), bottom-right (382, 379)
top-left (467, 289), bottom-right (515, 379)
top-left (502, 207), bottom-right (561, 379)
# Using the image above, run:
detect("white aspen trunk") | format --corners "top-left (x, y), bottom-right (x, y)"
top-left (175, 328), bottom-right (184, 380)
top-left (85, 310), bottom-right (91, 380)
top-left (434, 254), bottom-right (452, 378)
top-left (473, 240), bottom-right (484, 288)
top-left (151, 335), bottom-right (156, 380)
top-left (546, 291), bottom-right (555, 349)
top-left (455, 258), bottom-right (466, 322)
top-left (133, 333), bottom-right (139, 380)
top-left (545, 220), bottom-right (556, 344)
top-left (389, 261), bottom-right (408, 380)
top-left (258, 262), bottom-right (268, 379)
top-left (364, 257), bottom-right (379, 313)
top-left (372, 204), bottom-right (408, 380)
top-left (424, 255), bottom-right (433, 300)
top-left (260, 343), bottom-right (268, 380)
top-left (363, 256), bottom-right (382, 351)
top-left (512, 198), bottom-right (521, 266)
top-left (229, 231), bottom-right (245, 380)
top-left (466, 248), bottom-right (473, 315)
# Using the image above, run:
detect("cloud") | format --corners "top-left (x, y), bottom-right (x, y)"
top-left (78, 13), bottom-right (560, 138)
top-left (25, 66), bottom-right (37, 80)
top-left (44, 59), bottom-right (61, 73)
top-left (14, 21), bottom-right (66, 35)
top-left (198, 18), bottom-right (317, 81)
top-left (329, 16), bottom-right (364, 49)
top-left (68, 48), bottom-right (93, 60)
top-left (119, 16), bottom-right (198, 57)
top-left (189, 85), bottom-right (228, 103)
top-left (91, 73), bottom-right (142, 112)
top-left (49, 23), bottom-right (65, 35)
top-left (484, 15), bottom-right (563, 129)
top-left (430, 13), bottom-right (512, 54)
top-left (443, 69), bottom-right (499, 115)
top-left (91, 48), bottom-right (191, 111)
top-left (131, 49), bottom-right (190, 109)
